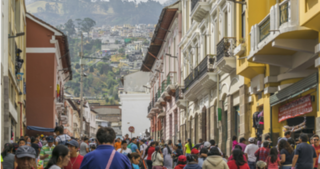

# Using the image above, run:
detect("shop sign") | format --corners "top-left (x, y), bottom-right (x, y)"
top-left (278, 95), bottom-right (312, 122)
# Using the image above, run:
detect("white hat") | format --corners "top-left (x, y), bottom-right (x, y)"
top-left (249, 137), bottom-right (255, 143)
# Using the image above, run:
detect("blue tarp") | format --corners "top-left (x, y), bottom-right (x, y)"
top-left (27, 126), bottom-right (54, 132)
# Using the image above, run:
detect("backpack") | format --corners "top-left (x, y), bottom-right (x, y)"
top-left (127, 143), bottom-right (133, 149)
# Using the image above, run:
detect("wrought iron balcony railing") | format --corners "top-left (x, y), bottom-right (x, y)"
top-left (175, 87), bottom-right (184, 102)
top-left (259, 16), bottom-right (270, 42)
top-left (216, 38), bottom-right (231, 62)
top-left (148, 102), bottom-right (151, 114)
top-left (184, 56), bottom-right (214, 91)
top-left (191, 0), bottom-right (199, 12)
top-left (279, 1), bottom-right (289, 26)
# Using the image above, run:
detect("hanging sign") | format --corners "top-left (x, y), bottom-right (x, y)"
top-left (16, 73), bottom-right (24, 82)
top-left (278, 95), bottom-right (312, 122)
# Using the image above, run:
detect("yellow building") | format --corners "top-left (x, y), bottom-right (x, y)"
top-left (235, 0), bottom-right (320, 143)
top-left (1, 0), bottom-right (27, 146)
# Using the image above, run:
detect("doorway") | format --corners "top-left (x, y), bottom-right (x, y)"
top-left (202, 107), bottom-right (207, 140)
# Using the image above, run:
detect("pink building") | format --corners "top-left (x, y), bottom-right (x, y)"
top-left (142, 1), bottom-right (182, 142)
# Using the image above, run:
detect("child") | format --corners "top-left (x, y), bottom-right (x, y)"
top-left (232, 136), bottom-right (238, 150)
top-left (184, 154), bottom-right (201, 169)
top-left (256, 161), bottom-right (267, 169)
top-left (128, 153), bottom-right (141, 169)
top-left (266, 148), bottom-right (280, 169)
top-left (174, 155), bottom-right (187, 169)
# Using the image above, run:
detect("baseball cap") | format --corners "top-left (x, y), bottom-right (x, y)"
top-left (191, 148), bottom-right (199, 154)
top-left (249, 137), bottom-right (255, 143)
top-left (178, 155), bottom-right (187, 162)
top-left (15, 145), bottom-right (36, 159)
top-left (46, 136), bottom-right (54, 143)
top-left (66, 140), bottom-right (79, 148)
top-left (204, 142), bottom-right (211, 148)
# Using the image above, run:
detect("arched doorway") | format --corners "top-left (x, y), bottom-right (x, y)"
top-left (195, 114), bottom-right (198, 143)
top-left (202, 107), bottom-right (207, 141)
top-left (189, 116), bottom-right (192, 140)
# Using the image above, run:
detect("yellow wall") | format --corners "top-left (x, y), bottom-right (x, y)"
top-left (300, 0), bottom-right (320, 31)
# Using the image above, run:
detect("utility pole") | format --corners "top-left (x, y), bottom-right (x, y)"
top-left (80, 33), bottom-right (84, 138)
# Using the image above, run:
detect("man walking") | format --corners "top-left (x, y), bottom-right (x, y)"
top-left (244, 137), bottom-right (259, 169)
top-left (40, 136), bottom-right (55, 167)
top-left (292, 133), bottom-right (317, 169)
top-left (80, 127), bottom-right (131, 169)
top-left (313, 135), bottom-right (320, 169)
top-left (65, 140), bottom-right (83, 169)
top-left (80, 137), bottom-right (89, 156)
top-left (238, 137), bottom-right (247, 152)
top-left (15, 145), bottom-right (37, 169)
top-left (255, 141), bottom-right (270, 162)
top-left (130, 138), bottom-right (141, 155)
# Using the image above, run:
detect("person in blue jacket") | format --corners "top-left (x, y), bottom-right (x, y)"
top-left (80, 127), bottom-right (131, 169)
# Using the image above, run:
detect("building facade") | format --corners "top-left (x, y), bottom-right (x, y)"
top-left (1, 0), bottom-right (27, 146)
top-left (120, 71), bottom-right (150, 138)
top-left (25, 13), bottom-right (72, 136)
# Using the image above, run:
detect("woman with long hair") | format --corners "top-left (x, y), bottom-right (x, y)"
top-left (1, 143), bottom-right (15, 169)
top-left (44, 145), bottom-right (70, 169)
top-left (185, 139), bottom-right (194, 155)
top-left (163, 143), bottom-right (173, 169)
top-left (151, 146), bottom-right (163, 169)
top-left (144, 142), bottom-right (156, 169)
top-left (266, 148), bottom-right (280, 169)
top-left (227, 149), bottom-right (249, 169)
top-left (278, 140), bottom-right (293, 169)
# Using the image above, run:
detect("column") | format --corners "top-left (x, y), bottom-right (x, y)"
top-left (239, 85), bottom-right (250, 139)
top-left (226, 95), bottom-right (235, 156)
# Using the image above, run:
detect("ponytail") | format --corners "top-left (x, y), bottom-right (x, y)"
top-left (1, 143), bottom-right (13, 158)
top-left (188, 139), bottom-right (192, 151)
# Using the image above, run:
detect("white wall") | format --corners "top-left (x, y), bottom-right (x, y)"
top-left (120, 93), bottom-right (150, 137)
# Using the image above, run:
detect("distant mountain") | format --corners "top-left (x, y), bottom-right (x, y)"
top-left (26, 0), bottom-right (164, 26)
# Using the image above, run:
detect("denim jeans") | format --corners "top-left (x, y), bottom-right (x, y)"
top-left (248, 161), bottom-right (256, 169)
top-left (281, 166), bottom-right (291, 169)
top-left (146, 160), bottom-right (153, 169)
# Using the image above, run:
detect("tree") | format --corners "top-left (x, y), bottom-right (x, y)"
top-left (64, 19), bottom-right (76, 36)
top-left (75, 63), bottom-right (80, 69)
top-left (118, 48), bottom-right (125, 54)
top-left (105, 97), bottom-right (109, 103)
top-left (80, 18), bottom-right (96, 37)
top-left (109, 97), bottom-right (115, 104)
top-left (90, 66), bottom-right (94, 72)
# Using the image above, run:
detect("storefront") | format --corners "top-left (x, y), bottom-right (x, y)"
top-left (270, 73), bottom-right (318, 141)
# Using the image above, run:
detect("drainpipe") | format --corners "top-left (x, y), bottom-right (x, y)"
top-left (270, 105), bottom-right (273, 143)
top-left (217, 67), bottom-right (220, 126)
top-left (18, 102), bottom-right (23, 137)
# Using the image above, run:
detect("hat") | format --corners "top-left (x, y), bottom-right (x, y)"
top-left (40, 134), bottom-right (44, 138)
top-left (66, 140), bottom-right (79, 148)
top-left (15, 145), bottom-right (36, 159)
top-left (204, 142), bottom-right (211, 148)
top-left (191, 148), bottom-right (199, 154)
top-left (249, 137), bottom-right (255, 143)
top-left (256, 161), bottom-right (267, 168)
top-left (46, 136), bottom-right (54, 143)
top-left (178, 155), bottom-right (187, 162)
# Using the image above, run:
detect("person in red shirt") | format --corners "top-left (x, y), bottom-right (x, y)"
top-left (144, 142), bottom-right (156, 169)
top-left (312, 135), bottom-right (320, 169)
top-left (227, 149), bottom-right (250, 169)
top-left (65, 140), bottom-right (83, 169)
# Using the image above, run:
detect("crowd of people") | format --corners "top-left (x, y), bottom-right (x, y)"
top-left (1, 128), bottom-right (320, 169)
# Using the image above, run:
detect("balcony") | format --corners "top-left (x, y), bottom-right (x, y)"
top-left (175, 87), bottom-right (187, 109)
top-left (248, 0), bottom-right (315, 62)
top-left (166, 72), bottom-right (177, 96)
top-left (184, 56), bottom-right (216, 101)
top-left (216, 38), bottom-right (236, 73)
top-left (190, 0), bottom-right (210, 22)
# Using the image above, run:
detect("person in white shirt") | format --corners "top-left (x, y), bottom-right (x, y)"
top-left (244, 137), bottom-right (259, 169)
top-left (117, 140), bottom-right (132, 156)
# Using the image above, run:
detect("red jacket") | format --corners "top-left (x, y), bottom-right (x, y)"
top-left (227, 160), bottom-right (250, 169)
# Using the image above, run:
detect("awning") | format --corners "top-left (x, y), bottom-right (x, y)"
top-left (270, 72), bottom-right (318, 106)
top-left (27, 126), bottom-right (55, 132)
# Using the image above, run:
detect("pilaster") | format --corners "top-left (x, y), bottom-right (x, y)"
top-left (239, 85), bottom-right (250, 139)
top-left (226, 95), bottom-right (234, 156)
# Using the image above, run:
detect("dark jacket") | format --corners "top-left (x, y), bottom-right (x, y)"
top-left (183, 162), bottom-right (202, 169)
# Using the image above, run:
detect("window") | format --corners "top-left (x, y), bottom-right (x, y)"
top-left (224, 11), bottom-right (228, 37)
top-left (15, 0), bottom-right (20, 33)
top-left (241, 4), bottom-right (246, 39)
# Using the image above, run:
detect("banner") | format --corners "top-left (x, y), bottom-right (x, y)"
top-left (278, 95), bottom-right (313, 122)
